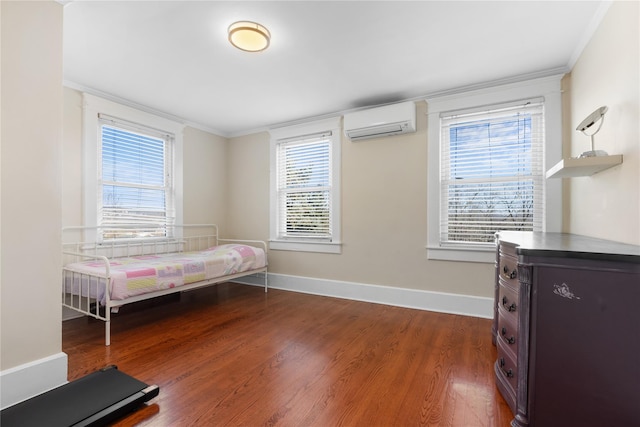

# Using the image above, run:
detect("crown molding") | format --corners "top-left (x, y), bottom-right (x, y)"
top-left (567, 0), bottom-right (613, 69)
top-left (63, 80), bottom-right (228, 137)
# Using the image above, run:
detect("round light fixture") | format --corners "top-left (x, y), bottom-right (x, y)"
top-left (228, 21), bottom-right (270, 52)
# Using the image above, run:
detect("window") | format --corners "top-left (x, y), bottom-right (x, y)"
top-left (276, 134), bottom-right (331, 239)
top-left (99, 116), bottom-right (175, 239)
top-left (427, 76), bottom-right (562, 263)
top-left (440, 100), bottom-right (544, 244)
top-left (82, 94), bottom-right (184, 242)
top-left (269, 117), bottom-right (341, 253)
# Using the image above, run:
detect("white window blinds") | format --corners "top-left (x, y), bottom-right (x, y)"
top-left (276, 132), bottom-right (332, 241)
top-left (440, 100), bottom-right (545, 244)
top-left (99, 116), bottom-right (175, 239)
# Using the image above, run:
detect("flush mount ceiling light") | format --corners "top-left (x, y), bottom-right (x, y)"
top-left (228, 21), bottom-right (270, 52)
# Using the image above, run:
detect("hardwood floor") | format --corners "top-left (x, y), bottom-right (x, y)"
top-left (63, 283), bottom-right (513, 426)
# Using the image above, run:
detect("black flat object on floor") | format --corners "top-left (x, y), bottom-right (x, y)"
top-left (0, 365), bottom-right (159, 427)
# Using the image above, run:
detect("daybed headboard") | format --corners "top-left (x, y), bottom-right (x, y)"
top-left (62, 224), bottom-right (219, 263)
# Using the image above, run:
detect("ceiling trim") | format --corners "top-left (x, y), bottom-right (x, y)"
top-left (566, 0), bottom-right (613, 69)
top-left (67, 64), bottom-right (569, 141)
top-left (63, 80), bottom-right (229, 138)
top-left (419, 67), bottom-right (568, 101)
top-left (228, 66), bottom-right (570, 139)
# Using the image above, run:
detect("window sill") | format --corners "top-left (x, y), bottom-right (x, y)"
top-left (269, 240), bottom-right (342, 254)
top-left (426, 245), bottom-right (495, 263)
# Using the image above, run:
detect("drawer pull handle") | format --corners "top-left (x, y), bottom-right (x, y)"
top-left (502, 296), bottom-right (517, 312)
top-left (501, 327), bottom-right (515, 344)
top-left (499, 358), bottom-right (514, 378)
top-left (502, 265), bottom-right (517, 279)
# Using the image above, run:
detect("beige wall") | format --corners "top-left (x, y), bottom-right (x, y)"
top-left (228, 102), bottom-right (496, 298)
top-left (62, 88), bottom-right (83, 228)
top-left (1, 1), bottom-right (63, 369)
top-left (564, 0), bottom-right (639, 244)
top-left (226, 131), bottom-right (270, 240)
top-left (182, 127), bottom-right (229, 229)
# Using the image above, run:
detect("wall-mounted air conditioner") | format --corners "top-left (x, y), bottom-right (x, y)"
top-left (343, 101), bottom-right (416, 141)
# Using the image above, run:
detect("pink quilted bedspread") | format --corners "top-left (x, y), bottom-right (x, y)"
top-left (64, 244), bottom-right (266, 304)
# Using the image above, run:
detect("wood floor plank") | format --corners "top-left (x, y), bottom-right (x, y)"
top-left (62, 283), bottom-right (513, 426)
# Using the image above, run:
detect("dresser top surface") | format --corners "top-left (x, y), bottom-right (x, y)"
top-left (496, 231), bottom-right (640, 263)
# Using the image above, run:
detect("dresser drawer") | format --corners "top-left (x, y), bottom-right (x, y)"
top-left (498, 253), bottom-right (519, 288)
top-left (496, 338), bottom-right (518, 393)
top-left (498, 281), bottom-right (518, 319)
top-left (497, 308), bottom-right (518, 357)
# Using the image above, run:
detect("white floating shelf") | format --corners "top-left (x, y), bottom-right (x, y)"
top-left (546, 154), bottom-right (623, 179)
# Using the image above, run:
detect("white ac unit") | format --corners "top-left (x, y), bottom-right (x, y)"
top-left (343, 101), bottom-right (416, 141)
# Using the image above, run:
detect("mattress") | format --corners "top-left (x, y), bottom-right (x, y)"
top-left (63, 244), bottom-right (266, 304)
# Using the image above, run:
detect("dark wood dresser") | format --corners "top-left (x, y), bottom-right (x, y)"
top-left (493, 231), bottom-right (640, 427)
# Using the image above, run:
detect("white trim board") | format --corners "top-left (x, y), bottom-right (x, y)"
top-left (0, 352), bottom-right (68, 410)
top-left (233, 273), bottom-right (493, 319)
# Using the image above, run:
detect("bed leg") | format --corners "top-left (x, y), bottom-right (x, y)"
top-left (105, 321), bottom-right (111, 346)
top-left (264, 272), bottom-right (268, 293)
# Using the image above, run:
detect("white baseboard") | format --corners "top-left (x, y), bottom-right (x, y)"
top-left (0, 352), bottom-right (68, 410)
top-left (233, 272), bottom-right (493, 319)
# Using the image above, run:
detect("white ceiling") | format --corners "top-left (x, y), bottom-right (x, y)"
top-left (63, 1), bottom-right (609, 137)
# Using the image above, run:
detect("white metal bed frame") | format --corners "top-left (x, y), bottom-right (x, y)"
top-left (62, 224), bottom-right (267, 346)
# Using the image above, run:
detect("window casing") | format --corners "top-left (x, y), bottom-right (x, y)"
top-left (269, 117), bottom-right (341, 253)
top-left (82, 93), bottom-right (184, 243)
top-left (426, 76), bottom-right (562, 263)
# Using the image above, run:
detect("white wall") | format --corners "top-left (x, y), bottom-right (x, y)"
top-left (1, 0), bottom-right (67, 407)
top-left (565, 0), bottom-right (639, 244)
